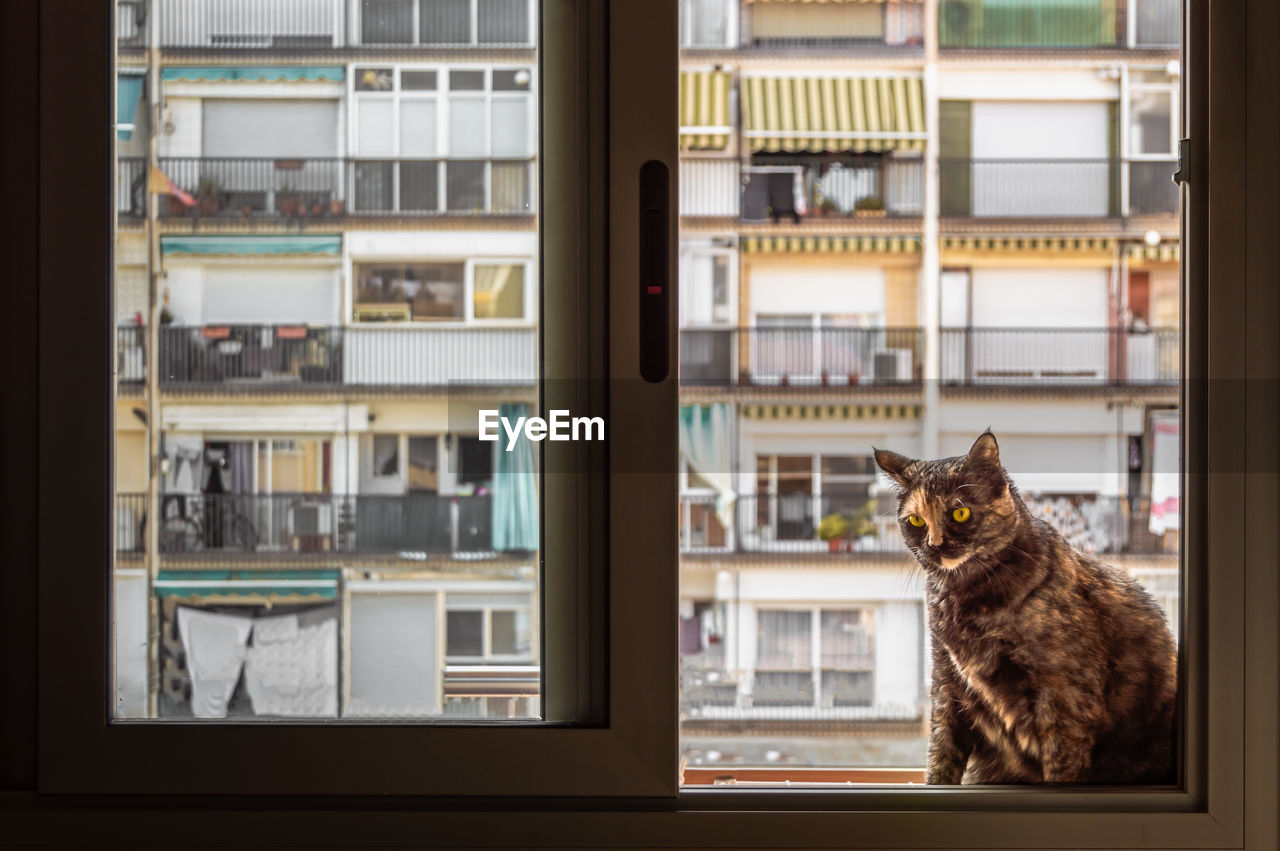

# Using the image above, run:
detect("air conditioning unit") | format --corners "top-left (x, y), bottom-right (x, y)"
top-left (291, 502), bottom-right (333, 552)
top-left (872, 349), bottom-right (913, 381)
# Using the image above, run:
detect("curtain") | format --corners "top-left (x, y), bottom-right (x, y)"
top-left (679, 403), bottom-right (736, 527)
top-left (164, 435), bottom-right (204, 494)
top-left (491, 402), bottom-right (538, 551)
top-left (1148, 413), bottom-right (1180, 535)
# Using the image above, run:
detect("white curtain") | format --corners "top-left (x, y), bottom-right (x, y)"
top-left (679, 403), bottom-right (735, 527)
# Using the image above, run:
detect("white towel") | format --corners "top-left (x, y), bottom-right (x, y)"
top-left (177, 607), bottom-right (252, 719)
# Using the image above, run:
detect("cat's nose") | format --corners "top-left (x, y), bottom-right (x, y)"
top-left (927, 529), bottom-right (943, 547)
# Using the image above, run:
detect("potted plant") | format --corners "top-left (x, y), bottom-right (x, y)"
top-left (817, 513), bottom-right (851, 553)
top-left (819, 198), bottom-right (837, 217)
top-left (310, 200), bottom-right (324, 217)
top-left (165, 194), bottom-right (189, 217)
top-left (195, 178), bottom-right (221, 216)
top-left (850, 500), bottom-right (879, 552)
top-left (240, 203), bottom-right (252, 219)
top-left (278, 182), bottom-right (300, 216)
top-left (328, 198), bottom-right (346, 216)
top-left (853, 196), bottom-right (886, 218)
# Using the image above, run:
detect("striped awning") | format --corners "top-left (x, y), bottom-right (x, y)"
top-left (744, 235), bottom-right (921, 254)
top-left (1127, 244), bottom-right (1180, 263)
top-left (742, 75), bottom-right (926, 153)
top-left (161, 235), bottom-right (342, 257)
top-left (154, 569), bottom-right (340, 600)
top-left (161, 66), bottom-right (344, 83)
top-left (742, 404), bottom-right (922, 420)
top-left (680, 71), bottom-right (732, 150)
top-left (744, 0), bottom-right (921, 4)
top-left (117, 72), bottom-right (145, 142)
top-left (941, 236), bottom-right (1115, 253)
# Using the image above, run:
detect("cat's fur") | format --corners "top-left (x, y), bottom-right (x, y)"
top-left (874, 431), bottom-right (1177, 784)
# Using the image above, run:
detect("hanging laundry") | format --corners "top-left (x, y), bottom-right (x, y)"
top-left (177, 607), bottom-right (252, 719)
top-left (245, 613), bottom-right (338, 717)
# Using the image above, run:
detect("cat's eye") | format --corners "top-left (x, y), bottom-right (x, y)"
top-left (906, 514), bottom-right (926, 527)
top-left (952, 507), bottom-right (972, 523)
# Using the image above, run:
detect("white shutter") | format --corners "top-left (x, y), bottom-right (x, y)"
top-left (347, 590), bottom-right (443, 717)
top-left (202, 100), bottom-right (339, 157)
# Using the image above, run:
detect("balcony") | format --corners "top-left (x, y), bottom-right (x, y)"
top-left (940, 159), bottom-right (1177, 218)
top-left (939, 0), bottom-right (1179, 49)
top-left (117, 157), bottom-right (147, 220)
top-left (678, 492), bottom-right (1173, 557)
top-left (155, 158), bottom-right (534, 220)
top-left (940, 327), bottom-right (1179, 386)
top-left (151, 325), bottom-right (536, 389)
top-left (742, 158), bottom-right (923, 222)
top-left (742, 0), bottom-right (924, 53)
top-left (117, 326), bottom-right (146, 384)
top-left (680, 327), bottom-right (922, 388)
top-left (129, 492), bottom-right (495, 556)
top-left (118, 0), bottom-right (147, 49)
top-left (154, 0), bottom-right (533, 49)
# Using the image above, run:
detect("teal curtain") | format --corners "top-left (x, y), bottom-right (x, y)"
top-left (491, 403), bottom-right (538, 551)
top-left (679, 403), bottom-right (735, 527)
top-left (117, 74), bottom-right (144, 141)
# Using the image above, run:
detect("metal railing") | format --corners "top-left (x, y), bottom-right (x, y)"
top-left (155, 158), bottom-right (534, 219)
top-left (117, 326), bottom-right (147, 384)
top-left (154, 0), bottom-right (534, 48)
top-left (743, 158), bottom-right (923, 221)
top-left (117, 158), bottom-right (147, 219)
top-left (159, 325), bottom-right (343, 388)
top-left (679, 492), bottom-right (1174, 556)
top-left (116, 493), bottom-right (147, 553)
top-left (118, 0), bottom-right (148, 48)
top-left (152, 492), bottom-right (494, 555)
top-left (940, 0), bottom-right (1120, 48)
top-left (680, 160), bottom-right (741, 218)
top-left (1128, 159), bottom-right (1179, 215)
top-left (680, 327), bottom-right (922, 387)
top-left (940, 159), bottom-right (1120, 217)
top-left (940, 327), bottom-right (1179, 386)
top-left (343, 326), bottom-right (537, 387)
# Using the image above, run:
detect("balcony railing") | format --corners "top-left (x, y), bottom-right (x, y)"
top-left (680, 327), bottom-right (922, 388)
top-left (155, 158), bottom-right (534, 219)
top-left (116, 493), bottom-right (147, 553)
top-left (154, 0), bottom-right (534, 48)
top-left (117, 158), bottom-right (147, 219)
top-left (742, 158), bottom-right (923, 221)
top-left (940, 159), bottom-right (1119, 217)
top-left (939, 0), bottom-right (1178, 49)
top-left (147, 492), bottom-right (494, 555)
top-left (940, 327), bottom-right (1179, 386)
top-left (679, 492), bottom-right (1173, 556)
top-left (150, 325), bottom-right (536, 388)
top-left (118, 0), bottom-right (148, 48)
top-left (680, 160), bottom-right (741, 218)
top-left (117, 326), bottom-right (146, 384)
top-left (1128, 159), bottom-right (1179, 215)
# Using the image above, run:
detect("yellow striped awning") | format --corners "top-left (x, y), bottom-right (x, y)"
top-left (1127, 244), bottom-right (1180, 263)
top-left (680, 71), bottom-right (732, 151)
top-left (742, 75), bottom-right (926, 153)
top-left (745, 1), bottom-right (921, 4)
top-left (941, 236), bottom-right (1115, 253)
top-left (743, 235), bottom-right (922, 254)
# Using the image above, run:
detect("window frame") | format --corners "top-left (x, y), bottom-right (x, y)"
top-left (357, 0), bottom-right (537, 47)
top-left (8, 0), bottom-right (1280, 848)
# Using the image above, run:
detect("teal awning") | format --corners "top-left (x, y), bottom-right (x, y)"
top-left (117, 73), bottom-right (145, 141)
top-left (161, 235), bottom-right (342, 257)
top-left (162, 66), bottom-right (344, 83)
top-left (155, 569), bottom-right (340, 600)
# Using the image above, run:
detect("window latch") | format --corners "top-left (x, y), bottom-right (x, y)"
top-left (1173, 138), bottom-right (1190, 185)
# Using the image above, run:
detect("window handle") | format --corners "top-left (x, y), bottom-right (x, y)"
top-left (1173, 138), bottom-right (1190, 185)
top-left (639, 160), bottom-right (670, 383)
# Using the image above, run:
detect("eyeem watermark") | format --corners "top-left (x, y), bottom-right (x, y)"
top-left (479, 409), bottom-right (605, 452)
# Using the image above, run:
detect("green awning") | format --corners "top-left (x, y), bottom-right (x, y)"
top-left (155, 569), bottom-right (340, 600)
top-left (161, 66), bottom-right (344, 83)
top-left (117, 73), bottom-right (145, 142)
top-left (161, 235), bottom-right (342, 257)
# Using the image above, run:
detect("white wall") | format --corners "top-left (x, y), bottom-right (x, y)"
top-left (112, 570), bottom-right (149, 719)
top-left (939, 70), bottom-right (1119, 102)
top-left (971, 267), bottom-right (1109, 327)
top-left (972, 101), bottom-right (1110, 159)
top-left (749, 266), bottom-right (886, 320)
top-left (165, 262), bottom-right (342, 325)
top-left (938, 429), bottom-right (1121, 496)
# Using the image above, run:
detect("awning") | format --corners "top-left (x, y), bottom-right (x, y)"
top-left (1127, 243), bottom-right (1180, 263)
top-left (154, 569), bottom-right (340, 600)
top-left (680, 71), bottom-right (732, 151)
top-left (161, 66), bottom-right (344, 83)
top-left (117, 73), bottom-right (145, 142)
top-left (745, 0), bottom-right (920, 4)
top-left (742, 404), bottom-right (922, 420)
top-left (161, 235), bottom-right (342, 257)
top-left (742, 75), bottom-right (926, 153)
top-left (743, 235), bottom-right (921, 253)
top-left (942, 236), bottom-right (1115, 253)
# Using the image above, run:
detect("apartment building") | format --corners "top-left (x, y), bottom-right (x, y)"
top-left (113, 0), bottom-right (540, 720)
top-left (676, 0), bottom-right (1182, 768)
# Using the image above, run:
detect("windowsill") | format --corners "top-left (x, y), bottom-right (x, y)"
top-left (682, 767), bottom-right (926, 786)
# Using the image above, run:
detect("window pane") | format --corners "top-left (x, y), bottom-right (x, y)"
top-left (421, 0), bottom-right (471, 44)
top-left (1130, 90), bottom-right (1173, 155)
top-left (373, 434), bottom-right (400, 477)
top-left (356, 99), bottom-right (394, 156)
top-left (473, 264), bottom-right (525, 319)
top-left (478, 0), bottom-right (529, 44)
top-left (407, 437), bottom-right (439, 492)
top-left (361, 1), bottom-right (413, 44)
top-left (490, 610), bottom-right (521, 655)
top-left (402, 70), bottom-right (438, 91)
top-left (447, 611), bottom-right (484, 657)
top-left (491, 98), bottom-right (529, 156)
top-left (400, 100), bottom-right (438, 156)
top-left (449, 70), bottom-right (486, 91)
top-left (353, 161), bottom-right (394, 211)
top-left (756, 610), bottom-right (810, 669)
top-left (458, 436), bottom-right (493, 485)
top-left (492, 68), bottom-right (533, 91)
top-left (399, 161), bottom-right (440, 211)
top-left (449, 98), bottom-right (487, 155)
top-left (447, 161), bottom-right (486, 210)
top-left (490, 161), bottom-right (530, 212)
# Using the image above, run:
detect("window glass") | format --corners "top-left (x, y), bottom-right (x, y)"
top-left (492, 69), bottom-right (533, 91)
top-left (357, 99), bottom-right (395, 156)
top-left (373, 434), bottom-right (400, 478)
top-left (458, 436), bottom-right (494, 485)
top-left (355, 263), bottom-right (465, 321)
top-left (490, 609), bottom-right (520, 654)
top-left (1130, 89), bottom-right (1174, 155)
top-left (473, 264), bottom-right (526, 319)
top-left (491, 99), bottom-right (529, 156)
top-left (400, 99), bottom-right (439, 156)
top-left (478, 0), bottom-right (530, 44)
top-left (449, 99), bottom-right (487, 154)
top-left (449, 70), bottom-right (486, 91)
top-left (421, 0), bottom-right (471, 44)
top-left (491, 161), bottom-right (531, 212)
top-left (402, 70), bottom-right (438, 91)
top-left (407, 436), bottom-right (439, 492)
top-left (399, 161), bottom-right (440, 212)
top-left (447, 161), bottom-right (487, 210)
top-left (354, 67), bottom-right (396, 90)
top-left (361, 2), bottom-right (413, 44)
top-left (447, 610), bottom-right (485, 657)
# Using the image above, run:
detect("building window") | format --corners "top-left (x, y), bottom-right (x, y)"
top-left (679, 0), bottom-right (734, 48)
top-left (353, 261), bottom-right (530, 324)
top-left (360, 0), bottom-right (531, 46)
top-left (373, 434), bottom-right (400, 478)
top-left (446, 607), bottom-right (533, 659)
top-left (458, 436), bottom-right (494, 487)
top-left (754, 608), bottom-right (875, 709)
top-left (679, 244), bottom-right (735, 327)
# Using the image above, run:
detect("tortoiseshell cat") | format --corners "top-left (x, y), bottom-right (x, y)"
top-left (874, 432), bottom-right (1176, 784)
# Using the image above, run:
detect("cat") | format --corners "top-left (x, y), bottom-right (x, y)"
top-left (873, 431), bottom-right (1177, 784)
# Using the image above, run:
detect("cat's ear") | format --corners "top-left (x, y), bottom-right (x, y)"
top-left (873, 447), bottom-right (915, 490)
top-left (965, 430), bottom-right (1001, 470)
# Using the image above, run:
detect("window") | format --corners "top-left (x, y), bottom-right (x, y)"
top-left (353, 261), bottom-right (531, 323)
top-left (446, 607), bottom-right (532, 659)
top-left (753, 609), bottom-right (875, 709)
top-left (373, 434), bottom-right (400, 478)
top-left (457, 435), bottom-right (493, 486)
top-left (679, 242), bottom-right (735, 327)
top-left (361, 0), bottom-right (532, 45)
top-left (679, 0), bottom-right (735, 48)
